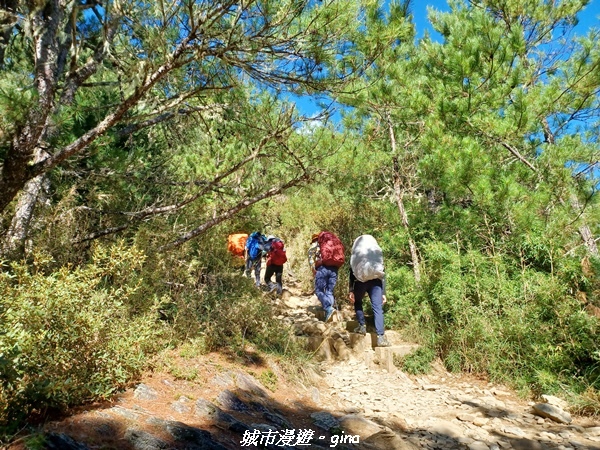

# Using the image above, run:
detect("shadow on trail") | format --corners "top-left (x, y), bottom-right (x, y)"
top-left (9, 289), bottom-right (600, 450)
top-left (25, 370), bottom-right (600, 450)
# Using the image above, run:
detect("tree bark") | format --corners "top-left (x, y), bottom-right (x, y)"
top-left (541, 118), bottom-right (598, 257)
top-left (570, 194), bottom-right (599, 256)
top-left (387, 118), bottom-right (421, 282)
top-left (2, 148), bottom-right (50, 260)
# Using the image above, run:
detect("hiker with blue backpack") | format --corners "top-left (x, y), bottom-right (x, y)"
top-left (245, 231), bottom-right (266, 287)
top-left (348, 234), bottom-right (390, 347)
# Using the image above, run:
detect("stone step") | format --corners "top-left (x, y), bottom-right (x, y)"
top-left (313, 308), bottom-right (344, 323)
top-left (373, 344), bottom-right (420, 373)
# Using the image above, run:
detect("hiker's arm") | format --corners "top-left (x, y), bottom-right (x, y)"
top-left (348, 268), bottom-right (356, 304)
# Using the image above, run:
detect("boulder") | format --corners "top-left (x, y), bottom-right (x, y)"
top-left (339, 414), bottom-right (382, 438)
top-left (360, 429), bottom-right (419, 450)
top-left (532, 403), bottom-right (572, 424)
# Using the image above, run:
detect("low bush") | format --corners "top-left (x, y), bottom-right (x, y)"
top-left (386, 240), bottom-right (600, 403)
top-left (0, 243), bottom-right (161, 441)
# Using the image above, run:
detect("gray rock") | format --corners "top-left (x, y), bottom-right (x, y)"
top-left (234, 370), bottom-right (268, 397)
top-left (425, 418), bottom-right (463, 439)
top-left (215, 389), bottom-right (249, 411)
top-left (586, 427), bottom-right (600, 437)
top-left (133, 383), bottom-right (158, 401)
top-left (311, 387), bottom-right (321, 404)
top-left (468, 441), bottom-right (490, 450)
top-left (532, 403), bottom-right (573, 424)
top-left (264, 411), bottom-right (293, 428)
top-left (249, 401), bottom-right (271, 414)
top-left (95, 422), bottom-right (117, 437)
top-left (125, 428), bottom-right (168, 450)
top-left (171, 396), bottom-right (192, 414)
top-left (509, 438), bottom-right (549, 450)
top-left (333, 337), bottom-right (352, 361)
top-left (107, 406), bottom-right (141, 421)
top-left (194, 398), bottom-right (249, 434)
top-left (163, 421), bottom-right (228, 450)
top-left (249, 423), bottom-right (277, 432)
top-left (165, 421), bottom-right (211, 441)
top-left (458, 413), bottom-right (478, 423)
top-left (170, 402), bottom-right (191, 414)
top-left (338, 414), bottom-right (382, 438)
top-left (210, 372), bottom-right (235, 388)
top-left (44, 433), bottom-right (90, 450)
top-left (502, 425), bottom-right (526, 437)
top-left (361, 429), bottom-right (419, 450)
top-left (310, 411), bottom-right (340, 431)
top-left (541, 394), bottom-right (569, 409)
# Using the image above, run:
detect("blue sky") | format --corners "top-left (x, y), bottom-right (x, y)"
top-left (292, 0), bottom-right (599, 118)
top-left (413, 0), bottom-right (599, 39)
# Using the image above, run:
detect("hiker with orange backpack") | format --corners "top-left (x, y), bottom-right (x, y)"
top-left (264, 236), bottom-right (287, 295)
top-left (308, 231), bottom-right (345, 322)
top-left (227, 233), bottom-right (248, 270)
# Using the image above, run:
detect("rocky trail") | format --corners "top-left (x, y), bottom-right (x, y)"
top-left (7, 286), bottom-right (600, 450)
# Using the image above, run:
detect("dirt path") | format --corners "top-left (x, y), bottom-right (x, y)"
top-left (6, 287), bottom-right (600, 450)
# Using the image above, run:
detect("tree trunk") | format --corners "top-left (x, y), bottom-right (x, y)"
top-left (541, 118), bottom-right (598, 257)
top-left (2, 148), bottom-right (50, 260)
top-left (387, 119), bottom-right (421, 282)
top-left (570, 194), bottom-right (599, 257)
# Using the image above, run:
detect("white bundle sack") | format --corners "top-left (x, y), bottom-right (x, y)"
top-left (350, 234), bottom-right (385, 282)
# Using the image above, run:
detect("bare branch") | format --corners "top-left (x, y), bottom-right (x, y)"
top-left (159, 173), bottom-right (310, 251)
top-left (500, 142), bottom-right (538, 172)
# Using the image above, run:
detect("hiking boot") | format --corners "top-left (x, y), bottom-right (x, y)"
top-left (376, 334), bottom-right (391, 347)
top-left (353, 324), bottom-right (367, 335)
top-left (268, 283), bottom-right (277, 293)
top-left (324, 307), bottom-right (335, 323)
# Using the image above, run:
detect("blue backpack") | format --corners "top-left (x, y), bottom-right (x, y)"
top-left (246, 232), bottom-right (265, 260)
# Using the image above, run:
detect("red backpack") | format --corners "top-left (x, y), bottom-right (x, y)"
top-left (268, 240), bottom-right (288, 265)
top-left (318, 231), bottom-right (345, 268)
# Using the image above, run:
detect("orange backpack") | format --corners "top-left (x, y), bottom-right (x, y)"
top-left (227, 233), bottom-right (248, 258)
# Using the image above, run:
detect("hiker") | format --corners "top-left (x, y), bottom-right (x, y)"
top-left (348, 234), bottom-right (390, 347)
top-left (309, 231), bottom-right (345, 322)
top-left (245, 231), bottom-right (266, 287)
top-left (227, 233), bottom-right (248, 260)
top-left (264, 237), bottom-right (287, 295)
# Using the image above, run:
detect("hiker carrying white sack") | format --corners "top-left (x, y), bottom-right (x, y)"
top-left (348, 234), bottom-right (390, 347)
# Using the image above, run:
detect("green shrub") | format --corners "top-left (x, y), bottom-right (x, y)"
top-left (384, 238), bottom-right (600, 404)
top-left (0, 243), bottom-right (161, 441)
top-left (395, 347), bottom-right (436, 375)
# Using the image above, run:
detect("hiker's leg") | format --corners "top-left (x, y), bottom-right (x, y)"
top-left (274, 266), bottom-right (283, 294)
top-left (244, 257), bottom-right (252, 277)
top-left (325, 266), bottom-right (338, 308)
top-left (314, 266), bottom-right (332, 310)
top-left (367, 279), bottom-right (385, 336)
top-left (353, 280), bottom-right (367, 326)
top-left (253, 258), bottom-right (261, 286)
top-left (264, 264), bottom-right (275, 284)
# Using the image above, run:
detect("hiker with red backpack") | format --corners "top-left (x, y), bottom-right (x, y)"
top-left (264, 237), bottom-right (287, 295)
top-left (308, 231), bottom-right (345, 322)
top-left (348, 234), bottom-right (390, 347)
